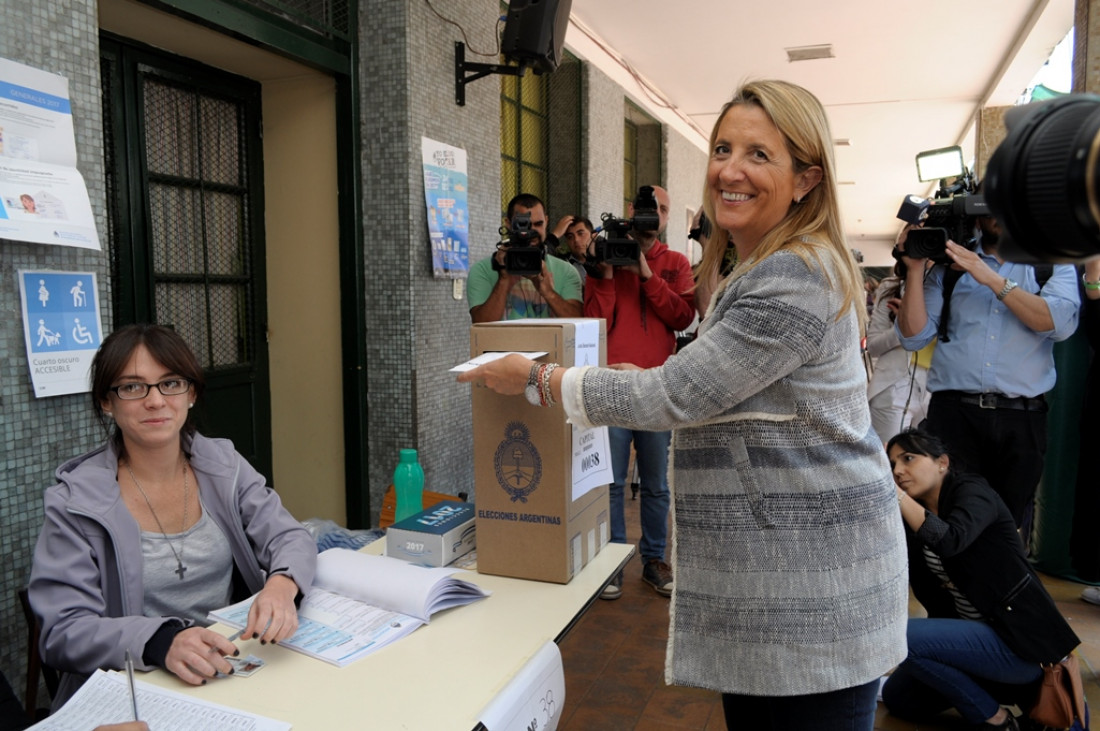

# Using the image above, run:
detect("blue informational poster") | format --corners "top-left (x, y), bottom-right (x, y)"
top-left (18, 269), bottom-right (104, 397)
top-left (421, 137), bottom-right (469, 279)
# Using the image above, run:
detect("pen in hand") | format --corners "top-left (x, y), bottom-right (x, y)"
top-left (124, 649), bottom-right (139, 721)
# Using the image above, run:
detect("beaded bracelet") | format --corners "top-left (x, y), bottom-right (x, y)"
top-left (539, 363), bottom-right (559, 407)
top-left (1084, 273), bottom-right (1100, 291)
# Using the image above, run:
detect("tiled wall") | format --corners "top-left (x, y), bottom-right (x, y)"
top-left (0, 0), bottom-right (110, 703)
top-left (360, 0), bottom-right (505, 524)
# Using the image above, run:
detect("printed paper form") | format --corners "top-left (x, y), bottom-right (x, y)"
top-left (28, 668), bottom-right (290, 731)
top-left (209, 549), bottom-right (490, 667)
top-left (210, 587), bottom-right (424, 667)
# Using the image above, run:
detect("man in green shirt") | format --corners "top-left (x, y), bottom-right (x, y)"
top-left (467, 193), bottom-right (583, 322)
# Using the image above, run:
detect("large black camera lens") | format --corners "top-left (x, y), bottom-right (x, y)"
top-left (985, 94), bottom-right (1100, 263)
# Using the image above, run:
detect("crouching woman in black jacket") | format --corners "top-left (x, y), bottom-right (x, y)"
top-left (882, 428), bottom-right (1080, 730)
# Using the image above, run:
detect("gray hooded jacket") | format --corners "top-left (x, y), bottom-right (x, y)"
top-left (28, 432), bottom-right (317, 708)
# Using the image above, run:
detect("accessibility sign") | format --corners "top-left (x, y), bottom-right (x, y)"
top-left (18, 269), bottom-right (104, 397)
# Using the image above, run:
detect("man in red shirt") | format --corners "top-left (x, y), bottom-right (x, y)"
top-left (585, 185), bottom-right (695, 599)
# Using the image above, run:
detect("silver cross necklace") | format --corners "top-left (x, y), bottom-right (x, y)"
top-left (127, 458), bottom-right (190, 580)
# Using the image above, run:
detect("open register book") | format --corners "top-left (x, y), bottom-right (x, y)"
top-left (208, 548), bottom-right (490, 667)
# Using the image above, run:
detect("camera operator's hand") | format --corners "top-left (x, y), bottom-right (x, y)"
top-left (893, 225), bottom-right (928, 267)
top-left (529, 260), bottom-right (555, 296)
top-left (491, 249), bottom-right (522, 284)
top-left (592, 259), bottom-right (614, 280)
top-left (895, 227), bottom-right (932, 339)
top-left (615, 253), bottom-right (654, 282)
top-left (945, 238), bottom-right (1055, 331)
top-left (527, 260), bottom-right (583, 317)
top-left (943, 239), bottom-right (998, 286)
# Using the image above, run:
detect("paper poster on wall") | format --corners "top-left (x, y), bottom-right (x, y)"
top-left (421, 137), bottom-right (469, 279)
top-left (18, 269), bottom-right (104, 397)
top-left (0, 57), bottom-right (101, 250)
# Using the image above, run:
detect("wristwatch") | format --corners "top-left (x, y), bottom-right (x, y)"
top-left (996, 278), bottom-right (1018, 301)
top-left (524, 363), bottom-right (542, 406)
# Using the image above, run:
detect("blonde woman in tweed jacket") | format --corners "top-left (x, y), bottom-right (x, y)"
top-left (459, 79), bottom-right (908, 730)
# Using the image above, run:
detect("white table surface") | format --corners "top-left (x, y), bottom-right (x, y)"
top-left (138, 539), bottom-right (635, 730)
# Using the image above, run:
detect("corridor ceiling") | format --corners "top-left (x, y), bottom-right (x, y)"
top-left (568, 0), bottom-right (1075, 261)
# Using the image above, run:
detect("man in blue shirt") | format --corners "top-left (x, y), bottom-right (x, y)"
top-left (895, 215), bottom-right (1080, 529)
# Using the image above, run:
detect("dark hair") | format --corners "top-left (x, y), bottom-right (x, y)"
top-left (886, 427), bottom-right (950, 464)
top-left (506, 193), bottom-right (546, 220)
top-left (91, 324), bottom-right (205, 453)
top-left (877, 260), bottom-right (909, 302)
top-left (566, 216), bottom-right (594, 233)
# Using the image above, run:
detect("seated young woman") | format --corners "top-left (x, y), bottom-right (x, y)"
top-left (29, 324), bottom-right (317, 709)
top-left (882, 427), bottom-right (1079, 730)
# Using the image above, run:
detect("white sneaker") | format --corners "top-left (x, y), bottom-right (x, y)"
top-left (1081, 586), bottom-right (1100, 605)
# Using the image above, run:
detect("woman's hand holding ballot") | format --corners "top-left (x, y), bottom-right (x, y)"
top-left (456, 353), bottom-right (534, 395)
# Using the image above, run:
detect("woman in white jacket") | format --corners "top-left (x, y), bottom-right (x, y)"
top-left (867, 259), bottom-right (932, 443)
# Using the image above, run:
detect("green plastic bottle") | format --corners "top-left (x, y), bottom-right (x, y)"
top-left (393, 448), bottom-right (425, 522)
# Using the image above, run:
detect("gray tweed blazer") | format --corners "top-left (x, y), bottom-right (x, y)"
top-left (574, 247), bottom-right (909, 696)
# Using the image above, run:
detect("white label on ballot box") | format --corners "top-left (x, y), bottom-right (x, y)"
top-left (572, 424), bottom-right (611, 500)
top-left (568, 318), bottom-right (612, 499)
top-left (478, 640), bottom-right (565, 731)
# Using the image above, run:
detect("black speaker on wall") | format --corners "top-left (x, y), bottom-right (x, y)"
top-left (500, 0), bottom-right (573, 74)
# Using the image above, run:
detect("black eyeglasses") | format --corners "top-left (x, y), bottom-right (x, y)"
top-left (108, 378), bottom-right (192, 400)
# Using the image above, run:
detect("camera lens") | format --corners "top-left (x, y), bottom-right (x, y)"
top-left (985, 95), bottom-right (1100, 262)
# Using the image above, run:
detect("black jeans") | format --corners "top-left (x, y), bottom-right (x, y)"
top-left (722, 678), bottom-right (879, 730)
top-left (925, 392), bottom-right (1047, 529)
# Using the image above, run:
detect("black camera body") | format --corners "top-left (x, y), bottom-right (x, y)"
top-left (592, 185), bottom-right (661, 266)
top-left (493, 211), bottom-right (545, 276)
top-left (896, 173), bottom-right (987, 263)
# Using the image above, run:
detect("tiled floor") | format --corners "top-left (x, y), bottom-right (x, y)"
top-left (557, 495), bottom-right (1100, 731)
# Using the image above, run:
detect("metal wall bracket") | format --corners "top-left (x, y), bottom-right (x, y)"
top-left (454, 41), bottom-right (526, 106)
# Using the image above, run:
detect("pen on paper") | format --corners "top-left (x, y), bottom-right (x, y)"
top-left (226, 628), bottom-right (244, 643)
top-left (124, 649), bottom-right (139, 721)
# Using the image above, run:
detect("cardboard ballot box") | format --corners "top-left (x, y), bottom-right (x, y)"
top-left (470, 318), bottom-right (612, 584)
top-left (385, 500), bottom-right (477, 567)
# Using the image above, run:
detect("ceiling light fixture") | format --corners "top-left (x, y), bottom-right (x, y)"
top-left (786, 44), bottom-right (834, 62)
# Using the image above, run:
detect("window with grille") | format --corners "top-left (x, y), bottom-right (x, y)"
top-left (624, 101), bottom-right (663, 212)
top-left (141, 74), bottom-right (257, 370)
top-left (234, 0), bottom-right (351, 42)
top-left (500, 71), bottom-right (549, 215)
top-left (624, 118), bottom-right (638, 214)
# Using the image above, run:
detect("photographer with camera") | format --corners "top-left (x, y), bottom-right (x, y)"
top-left (467, 193), bottom-right (583, 322)
top-left (584, 184), bottom-right (695, 599)
top-left (894, 211), bottom-right (1080, 532)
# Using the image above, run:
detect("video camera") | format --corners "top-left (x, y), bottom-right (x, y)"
top-left (895, 146), bottom-right (988, 264)
top-left (493, 211), bottom-right (545, 276)
top-left (592, 185), bottom-right (661, 266)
